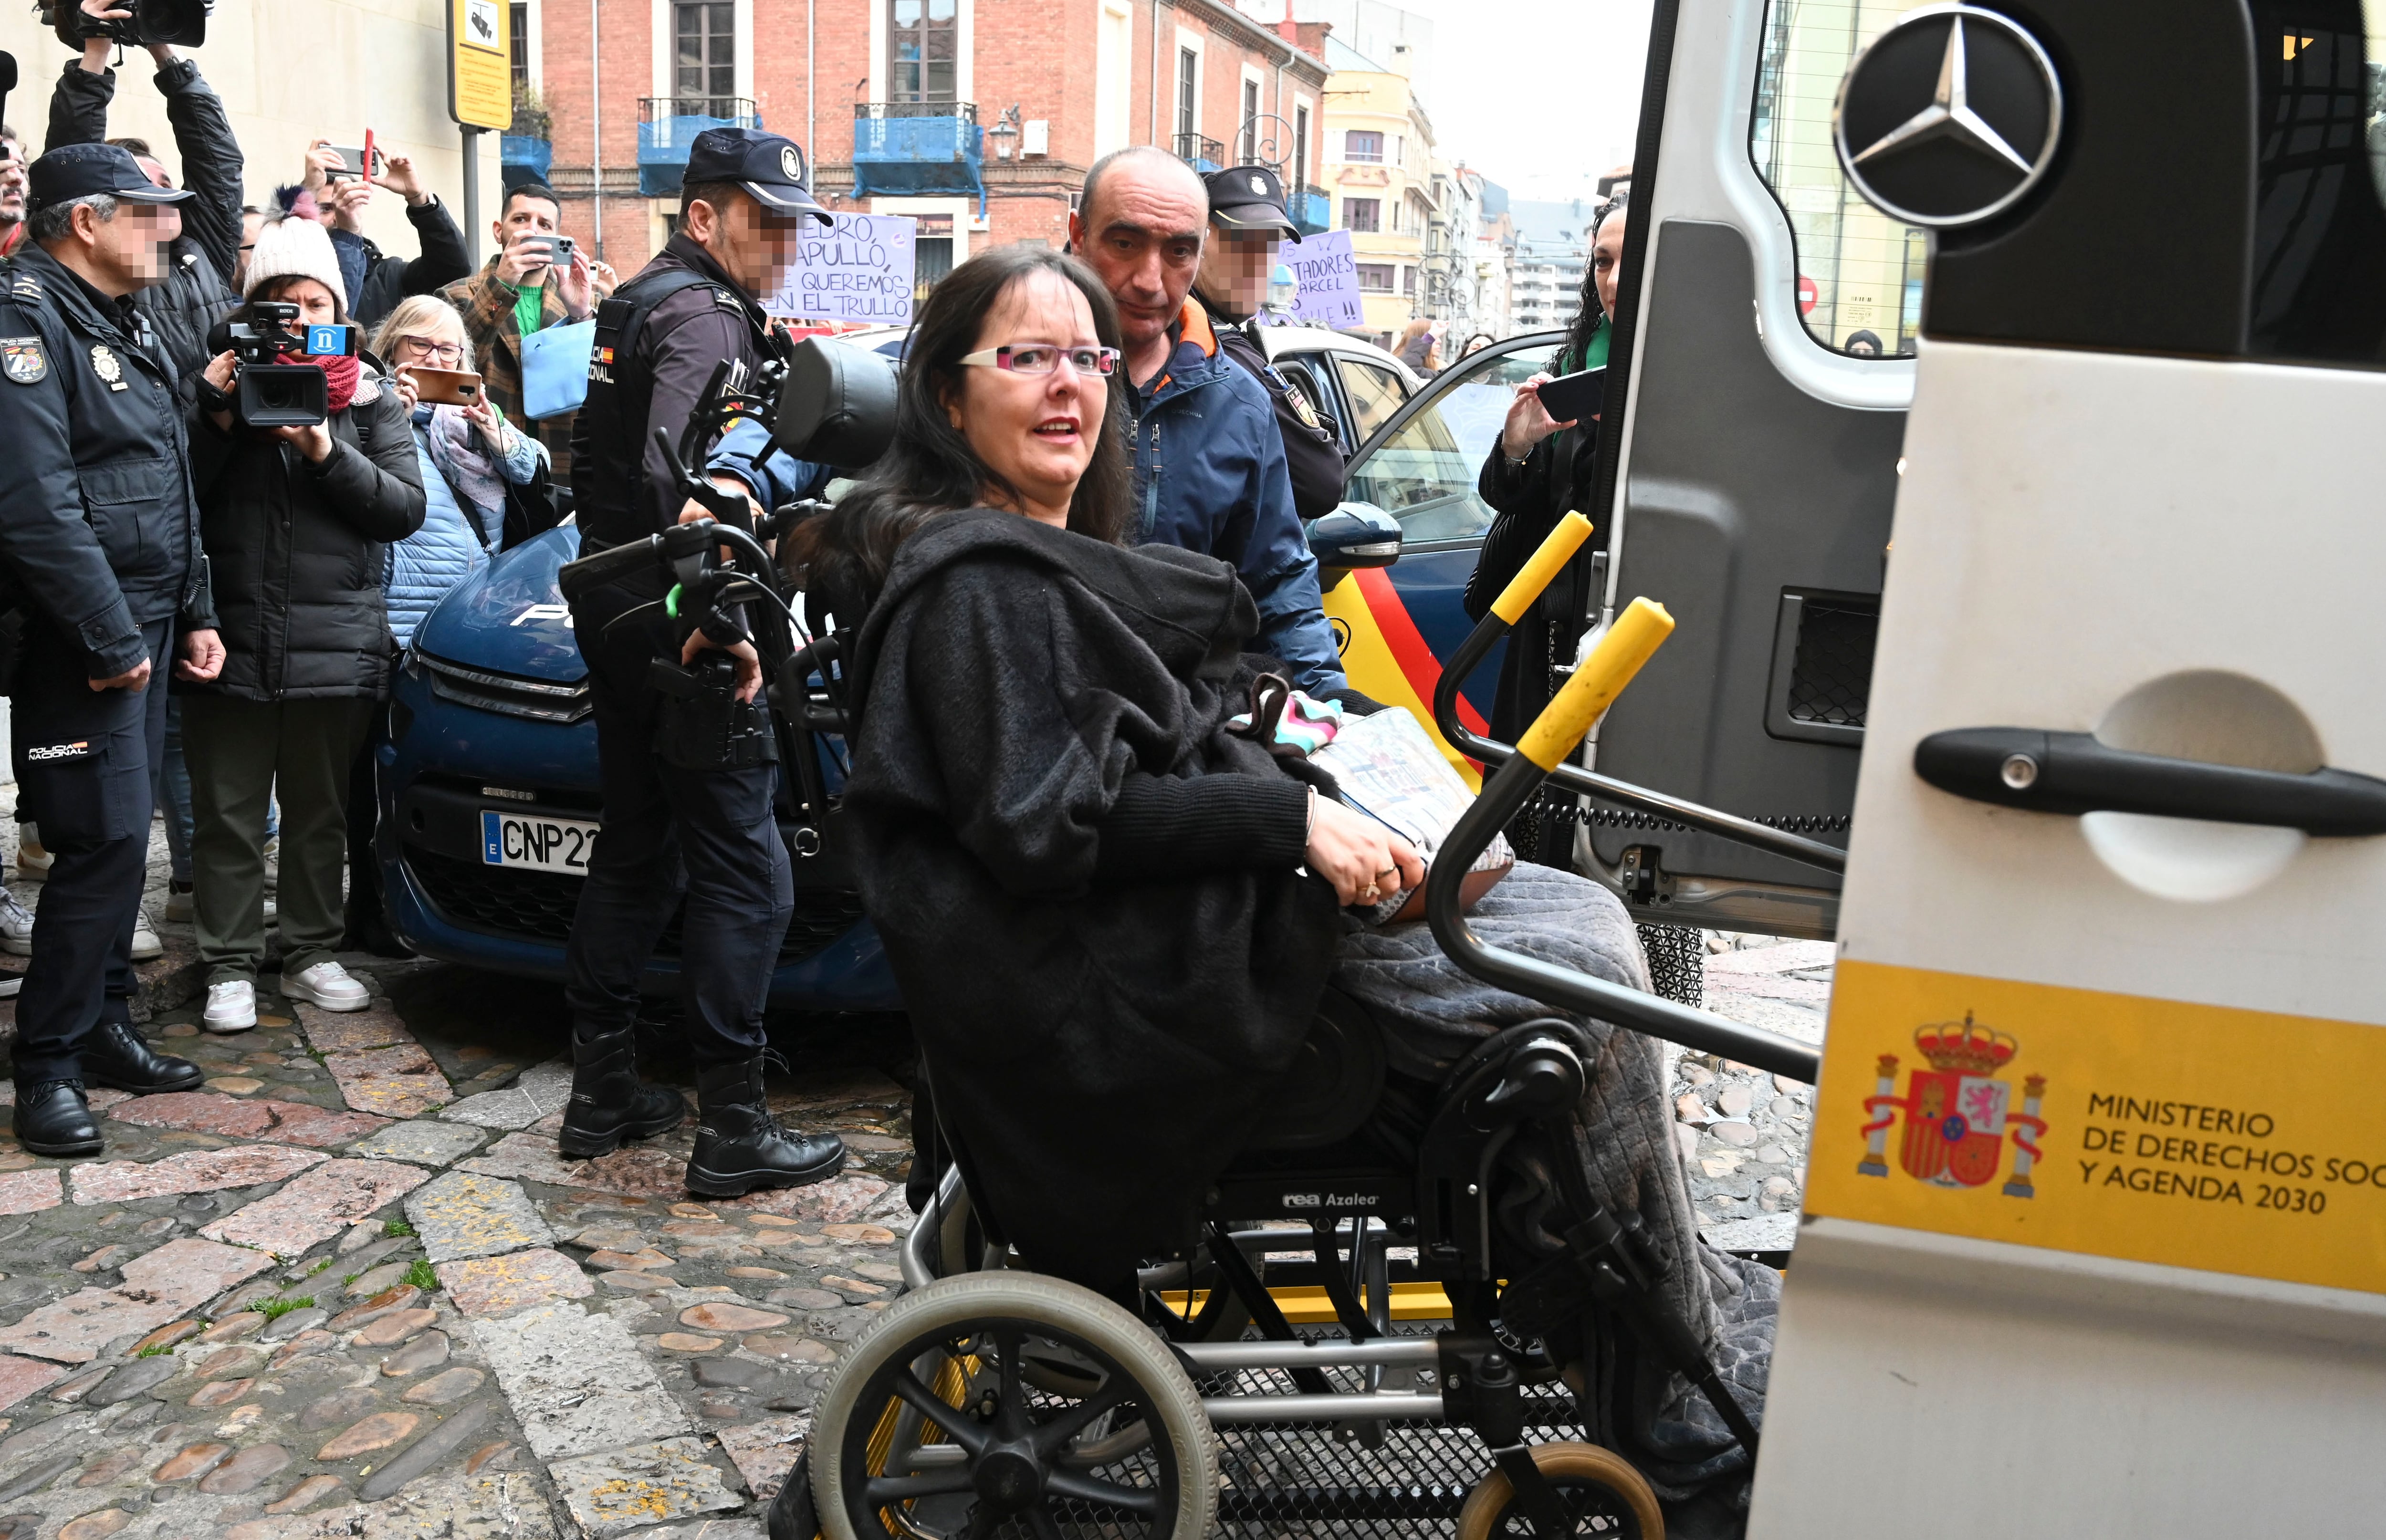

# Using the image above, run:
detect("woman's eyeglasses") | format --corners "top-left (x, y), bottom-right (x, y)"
top-left (398, 336), bottom-right (465, 365)
top-left (958, 344), bottom-right (1120, 377)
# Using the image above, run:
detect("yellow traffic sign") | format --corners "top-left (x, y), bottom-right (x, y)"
top-left (449, 0), bottom-right (512, 131)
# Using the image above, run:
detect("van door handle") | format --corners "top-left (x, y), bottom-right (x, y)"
top-left (1914, 728), bottom-right (2386, 836)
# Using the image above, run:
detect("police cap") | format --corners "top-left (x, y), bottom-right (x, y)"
top-left (683, 128), bottom-right (833, 224)
top-left (1203, 164), bottom-right (1300, 243)
top-left (28, 142), bottom-right (195, 211)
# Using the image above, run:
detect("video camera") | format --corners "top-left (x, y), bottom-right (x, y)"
top-left (205, 302), bottom-right (359, 429)
top-left (43, 0), bottom-right (215, 48)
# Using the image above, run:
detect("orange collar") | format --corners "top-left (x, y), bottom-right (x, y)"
top-left (1174, 297), bottom-right (1219, 359)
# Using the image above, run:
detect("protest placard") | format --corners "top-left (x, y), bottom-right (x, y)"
top-left (766, 213), bottom-right (919, 324)
top-left (1284, 229), bottom-right (1364, 330)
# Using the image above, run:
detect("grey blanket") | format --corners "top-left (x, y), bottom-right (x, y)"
top-left (1333, 861), bottom-right (1777, 1508)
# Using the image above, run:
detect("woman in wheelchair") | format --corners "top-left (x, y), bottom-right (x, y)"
top-left (785, 244), bottom-right (1777, 1540)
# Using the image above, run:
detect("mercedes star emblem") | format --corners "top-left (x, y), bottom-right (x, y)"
top-left (1833, 3), bottom-right (2062, 229)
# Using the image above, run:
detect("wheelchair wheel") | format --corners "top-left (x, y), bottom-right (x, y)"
top-left (1455, 1442), bottom-right (1665, 1540)
top-left (811, 1272), bottom-right (1217, 1540)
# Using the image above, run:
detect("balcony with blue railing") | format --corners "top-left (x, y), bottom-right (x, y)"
top-left (1295, 184), bottom-right (1331, 237)
top-left (638, 96), bottom-right (763, 197)
top-left (853, 102), bottom-right (984, 213)
top-left (1172, 132), bottom-right (1226, 173)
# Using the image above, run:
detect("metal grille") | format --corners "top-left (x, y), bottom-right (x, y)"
top-left (1206, 1325), bottom-right (1590, 1537)
top-left (415, 653), bottom-right (592, 725)
top-left (403, 846), bottom-right (864, 964)
top-left (1636, 923), bottom-right (1705, 1009)
top-left (1783, 599), bottom-right (1876, 728)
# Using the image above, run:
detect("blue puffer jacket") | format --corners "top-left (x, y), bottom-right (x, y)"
top-left (386, 408), bottom-right (520, 647)
top-left (1126, 301), bottom-right (1344, 695)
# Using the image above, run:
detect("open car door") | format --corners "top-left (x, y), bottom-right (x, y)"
top-left (1573, 0), bottom-right (1921, 939)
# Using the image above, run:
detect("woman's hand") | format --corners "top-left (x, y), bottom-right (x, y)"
top-left (588, 259), bottom-right (620, 299)
top-left (273, 422), bottom-right (335, 462)
top-left (390, 364), bottom-right (421, 414)
top-left (1307, 795), bottom-right (1425, 907)
top-left (461, 394), bottom-right (500, 441)
top-left (1500, 374), bottom-right (1576, 463)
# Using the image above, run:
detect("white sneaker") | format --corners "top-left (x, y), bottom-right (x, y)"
top-left (130, 908), bottom-right (164, 963)
top-left (0, 888), bottom-right (32, 957)
top-left (15, 834), bottom-right (51, 877)
top-left (283, 960), bottom-right (368, 1012)
top-left (204, 979), bottom-right (258, 1033)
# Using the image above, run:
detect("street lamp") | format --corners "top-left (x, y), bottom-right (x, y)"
top-left (987, 103), bottom-right (1022, 160)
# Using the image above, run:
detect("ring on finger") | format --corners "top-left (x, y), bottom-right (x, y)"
top-left (1358, 884), bottom-right (1381, 904)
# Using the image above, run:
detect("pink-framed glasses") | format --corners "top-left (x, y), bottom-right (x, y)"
top-left (957, 343), bottom-right (1121, 377)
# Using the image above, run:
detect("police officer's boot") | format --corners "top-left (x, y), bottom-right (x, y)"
top-left (82, 1020), bottom-right (204, 1095)
top-left (685, 1056), bottom-right (846, 1198)
top-left (558, 1026), bottom-right (686, 1159)
top-left (13, 1080), bottom-right (103, 1158)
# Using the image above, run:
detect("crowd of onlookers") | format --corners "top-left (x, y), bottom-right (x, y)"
top-left (0, 25), bottom-right (605, 1033)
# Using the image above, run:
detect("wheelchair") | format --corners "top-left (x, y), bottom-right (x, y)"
top-left (758, 517), bottom-right (1846, 1540)
top-left (556, 400), bottom-right (1841, 1540)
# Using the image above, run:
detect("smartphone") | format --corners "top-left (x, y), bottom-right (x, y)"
top-left (1534, 366), bottom-right (1605, 424)
top-left (408, 367), bottom-right (484, 406)
top-left (323, 143), bottom-right (381, 181)
top-left (361, 128), bottom-right (377, 182)
top-left (521, 233), bottom-right (577, 267)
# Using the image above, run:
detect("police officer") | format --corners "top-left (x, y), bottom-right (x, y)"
top-left (563, 127), bottom-right (845, 1197)
top-left (1193, 164), bottom-right (1347, 521)
top-left (0, 143), bottom-right (225, 1155)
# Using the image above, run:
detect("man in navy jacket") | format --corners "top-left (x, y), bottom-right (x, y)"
top-left (1069, 147), bottom-right (1346, 697)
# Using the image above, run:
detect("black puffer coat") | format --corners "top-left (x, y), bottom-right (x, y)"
top-left (46, 57), bottom-right (244, 406)
top-left (187, 374), bottom-right (425, 700)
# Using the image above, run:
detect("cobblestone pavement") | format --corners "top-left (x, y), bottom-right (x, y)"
top-left (0, 791), bottom-right (1836, 1538)
top-left (1676, 933), bottom-right (1834, 1254)
top-left (0, 812), bottom-right (917, 1539)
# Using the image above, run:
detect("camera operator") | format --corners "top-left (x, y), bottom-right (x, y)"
top-left (564, 127), bottom-right (845, 1198)
top-left (300, 139), bottom-right (468, 331)
top-left (43, 0), bottom-right (243, 406)
top-left (0, 143), bottom-right (224, 1155)
top-left (186, 215), bottom-right (424, 1033)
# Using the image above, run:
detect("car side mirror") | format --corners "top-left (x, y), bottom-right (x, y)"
top-left (773, 337), bottom-right (900, 470)
top-left (1310, 502), bottom-right (1402, 591)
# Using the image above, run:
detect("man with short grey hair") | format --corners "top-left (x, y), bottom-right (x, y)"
top-left (0, 142), bottom-right (225, 1156)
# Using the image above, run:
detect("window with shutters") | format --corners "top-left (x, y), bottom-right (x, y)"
top-left (890, 0), bottom-right (960, 104)
top-left (1345, 129), bottom-right (1384, 164)
top-left (1177, 49), bottom-right (1198, 140)
top-left (673, 2), bottom-right (736, 118)
top-left (1343, 197), bottom-right (1381, 233)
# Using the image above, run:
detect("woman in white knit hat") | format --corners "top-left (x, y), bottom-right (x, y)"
top-left (184, 214), bottom-right (427, 1031)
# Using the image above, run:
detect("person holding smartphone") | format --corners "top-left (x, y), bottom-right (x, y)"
top-left (1466, 191), bottom-right (1630, 761)
top-left (298, 137), bottom-right (469, 330)
top-left (441, 181), bottom-right (612, 484)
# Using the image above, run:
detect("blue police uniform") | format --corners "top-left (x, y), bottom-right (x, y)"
top-left (0, 146), bottom-right (212, 1154)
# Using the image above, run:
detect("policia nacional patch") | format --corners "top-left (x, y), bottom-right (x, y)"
top-left (1, 338), bottom-right (49, 386)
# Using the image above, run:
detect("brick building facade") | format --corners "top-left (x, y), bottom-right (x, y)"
top-left (507, 0), bottom-right (1329, 293)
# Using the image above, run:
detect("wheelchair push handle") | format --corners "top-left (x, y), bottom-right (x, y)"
top-left (1491, 510), bottom-right (1595, 625)
top-left (1518, 597), bottom-right (1673, 770)
top-left (1429, 521), bottom-right (1848, 877)
top-left (1426, 611), bottom-right (1824, 1085)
